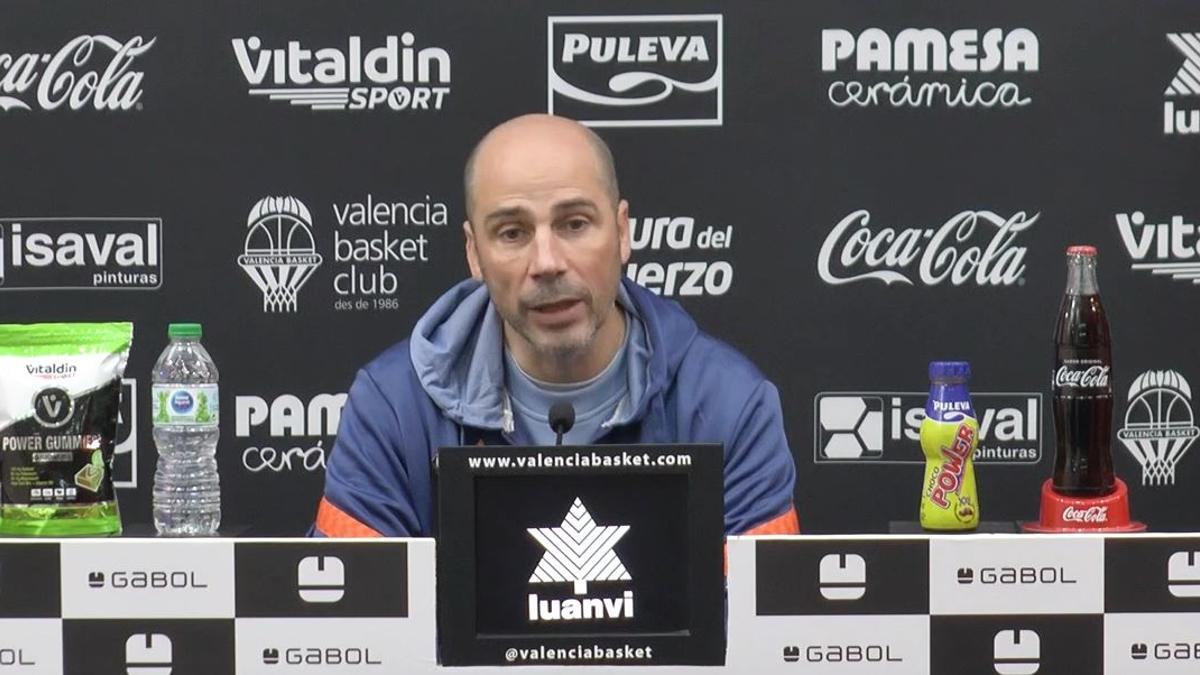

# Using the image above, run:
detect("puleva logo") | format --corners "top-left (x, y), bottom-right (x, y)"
top-left (547, 14), bottom-right (722, 127)
top-left (1164, 33), bottom-right (1200, 135)
top-left (238, 196), bottom-right (324, 313)
top-left (527, 497), bottom-right (633, 621)
top-left (1118, 370), bottom-right (1199, 486)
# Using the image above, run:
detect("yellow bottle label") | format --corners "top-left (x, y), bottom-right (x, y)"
top-left (920, 416), bottom-right (980, 530)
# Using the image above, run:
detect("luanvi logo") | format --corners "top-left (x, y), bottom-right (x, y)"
top-left (0, 219), bottom-right (163, 290)
top-left (527, 498), bottom-right (633, 622)
top-left (1167, 550), bottom-right (1200, 598)
top-left (125, 633), bottom-right (171, 675)
top-left (297, 555), bottom-right (344, 603)
top-left (231, 34), bottom-right (450, 111)
top-left (1118, 370), bottom-right (1199, 486)
top-left (814, 392), bottom-right (1041, 464)
top-left (1116, 212), bottom-right (1200, 285)
top-left (0, 35), bottom-right (154, 112)
top-left (818, 553), bottom-right (866, 600)
top-left (31, 387), bottom-right (72, 428)
top-left (1164, 34), bottom-right (1200, 135)
top-left (993, 629), bottom-right (1039, 675)
top-left (818, 210), bottom-right (1035, 287)
top-left (547, 14), bottom-right (722, 127)
top-left (821, 28), bottom-right (1038, 108)
top-left (235, 392), bottom-right (346, 472)
top-left (238, 197), bottom-right (323, 313)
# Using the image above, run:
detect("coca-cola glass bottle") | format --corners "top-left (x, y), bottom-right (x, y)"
top-left (1051, 245), bottom-right (1115, 496)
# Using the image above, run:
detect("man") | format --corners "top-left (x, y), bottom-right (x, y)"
top-left (313, 114), bottom-right (798, 537)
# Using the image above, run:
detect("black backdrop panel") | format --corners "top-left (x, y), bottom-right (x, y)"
top-left (3, 0), bottom-right (1200, 535)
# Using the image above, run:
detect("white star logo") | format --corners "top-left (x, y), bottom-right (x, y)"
top-left (528, 497), bottom-right (631, 595)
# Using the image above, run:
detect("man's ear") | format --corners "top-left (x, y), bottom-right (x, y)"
top-left (617, 199), bottom-right (631, 264)
top-left (463, 220), bottom-right (483, 280)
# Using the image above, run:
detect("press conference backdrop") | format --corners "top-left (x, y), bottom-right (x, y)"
top-left (2, 0), bottom-right (1199, 535)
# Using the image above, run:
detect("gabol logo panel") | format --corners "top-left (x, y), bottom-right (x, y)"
top-left (755, 539), bottom-right (929, 615)
top-left (0, 35), bottom-right (154, 112)
top-left (929, 615), bottom-right (1102, 675)
top-left (0, 219), bottom-right (162, 290)
top-left (775, 615), bottom-right (928, 674)
top-left (62, 620), bottom-right (234, 675)
top-left (0, 544), bottom-right (61, 618)
top-left (548, 14), bottom-right (722, 127)
top-left (929, 537), bottom-right (1103, 615)
top-left (231, 33), bottom-right (450, 112)
top-left (234, 541), bottom-right (408, 618)
top-left (1105, 537), bottom-right (1200, 612)
top-left (60, 541), bottom-right (235, 619)
top-left (0, 619), bottom-right (61, 673)
top-left (813, 392), bottom-right (1041, 465)
top-left (1105, 613), bottom-right (1200, 672)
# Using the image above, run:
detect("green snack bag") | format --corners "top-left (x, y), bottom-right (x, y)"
top-left (0, 323), bottom-right (133, 536)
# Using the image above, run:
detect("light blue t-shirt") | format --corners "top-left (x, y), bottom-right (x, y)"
top-left (504, 316), bottom-right (633, 446)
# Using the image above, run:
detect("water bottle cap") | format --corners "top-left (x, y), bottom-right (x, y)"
top-left (168, 323), bottom-right (202, 339)
top-left (929, 361), bottom-right (971, 381)
top-left (1066, 245), bottom-right (1097, 256)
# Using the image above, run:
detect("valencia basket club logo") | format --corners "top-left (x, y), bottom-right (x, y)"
top-left (1119, 370), bottom-right (1200, 486)
top-left (238, 196), bottom-right (324, 313)
top-left (527, 498), bottom-right (634, 622)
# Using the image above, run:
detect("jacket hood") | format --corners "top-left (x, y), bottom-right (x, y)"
top-left (409, 277), bottom-right (699, 431)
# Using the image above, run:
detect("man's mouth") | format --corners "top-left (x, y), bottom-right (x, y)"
top-left (531, 298), bottom-right (581, 314)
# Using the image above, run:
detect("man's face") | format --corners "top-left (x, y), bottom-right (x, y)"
top-left (465, 129), bottom-right (630, 359)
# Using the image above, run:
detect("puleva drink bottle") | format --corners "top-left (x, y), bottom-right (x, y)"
top-left (1051, 245), bottom-right (1115, 496)
top-left (920, 361), bottom-right (980, 530)
top-left (151, 323), bottom-right (221, 535)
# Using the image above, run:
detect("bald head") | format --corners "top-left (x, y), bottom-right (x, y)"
top-left (463, 114), bottom-right (619, 223)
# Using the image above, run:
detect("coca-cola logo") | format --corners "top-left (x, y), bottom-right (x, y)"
top-left (0, 35), bottom-right (155, 112)
top-left (817, 210), bottom-right (1036, 286)
top-left (1054, 366), bottom-right (1111, 389)
top-left (1061, 505), bottom-right (1108, 524)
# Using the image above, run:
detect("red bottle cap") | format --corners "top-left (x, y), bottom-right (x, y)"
top-left (1066, 245), bottom-right (1097, 256)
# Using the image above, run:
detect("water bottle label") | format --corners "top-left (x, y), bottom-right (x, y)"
top-left (152, 385), bottom-right (219, 426)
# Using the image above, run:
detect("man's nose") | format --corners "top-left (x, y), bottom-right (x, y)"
top-left (529, 227), bottom-right (568, 277)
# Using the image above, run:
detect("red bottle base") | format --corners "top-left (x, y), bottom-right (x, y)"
top-left (1020, 477), bottom-right (1146, 533)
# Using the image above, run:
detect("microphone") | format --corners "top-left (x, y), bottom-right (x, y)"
top-left (549, 402), bottom-right (575, 446)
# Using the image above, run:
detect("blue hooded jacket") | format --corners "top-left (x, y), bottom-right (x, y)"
top-left (313, 277), bottom-right (799, 537)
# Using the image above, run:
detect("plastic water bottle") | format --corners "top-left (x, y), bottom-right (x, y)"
top-left (151, 323), bottom-right (221, 535)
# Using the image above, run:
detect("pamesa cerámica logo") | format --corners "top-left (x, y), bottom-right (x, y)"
top-left (548, 14), bottom-right (722, 127)
top-left (0, 35), bottom-right (154, 112)
top-left (625, 214), bottom-right (734, 297)
top-left (821, 28), bottom-right (1038, 108)
top-left (818, 209), bottom-right (1036, 287)
top-left (235, 392), bottom-right (346, 473)
top-left (232, 33), bottom-right (450, 112)
top-left (238, 194), bottom-right (446, 313)
top-left (814, 392), bottom-right (1041, 464)
top-left (527, 498), bottom-right (634, 622)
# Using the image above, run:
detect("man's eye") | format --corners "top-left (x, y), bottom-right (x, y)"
top-left (564, 218), bottom-right (589, 231)
top-left (497, 227), bottom-right (525, 241)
